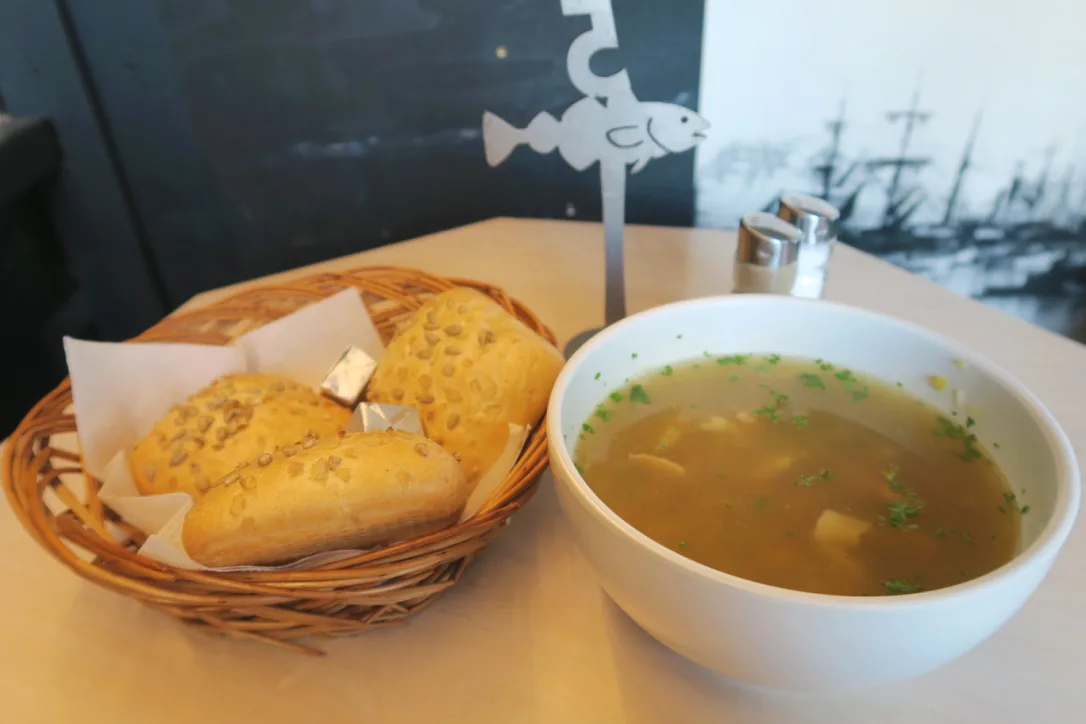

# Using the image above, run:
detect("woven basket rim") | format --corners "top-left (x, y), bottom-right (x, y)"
top-left (1, 265), bottom-right (556, 653)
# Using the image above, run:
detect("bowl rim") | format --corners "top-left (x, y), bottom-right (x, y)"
top-left (548, 294), bottom-right (1081, 609)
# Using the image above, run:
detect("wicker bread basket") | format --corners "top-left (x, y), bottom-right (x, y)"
top-left (2, 266), bottom-right (556, 655)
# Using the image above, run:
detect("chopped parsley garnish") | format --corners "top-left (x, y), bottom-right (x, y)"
top-left (678, 541), bottom-right (688, 548)
top-left (766, 353), bottom-right (781, 364)
top-left (717, 354), bottom-right (751, 366)
top-left (728, 375), bottom-right (740, 382)
top-left (966, 416), bottom-right (976, 428)
top-left (934, 415), bottom-right (983, 461)
top-left (751, 496), bottom-right (770, 512)
top-left (881, 498), bottom-right (924, 529)
top-left (881, 579), bottom-right (923, 595)
top-left (575, 463), bottom-right (584, 474)
top-left (993, 442), bottom-right (1001, 449)
top-left (831, 368), bottom-right (869, 401)
top-left (798, 373), bottom-right (825, 389)
top-left (753, 406), bottom-right (779, 422)
top-left (676, 334), bottom-right (683, 339)
top-left (878, 466), bottom-right (925, 529)
top-left (609, 391), bottom-right (625, 403)
top-left (581, 423), bottom-right (595, 434)
top-left (631, 353), bottom-right (638, 360)
top-left (752, 386), bottom-right (788, 422)
top-left (882, 464), bottom-right (906, 494)
top-left (594, 407), bottom-right (613, 422)
top-left (661, 365), bottom-right (674, 376)
top-left (754, 364), bottom-right (772, 373)
top-left (794, 468), bottom-right (833, 487)
top-left (1002, 491), bottom-right (1027, 514)
top-left (815, 359), bottom-right (835, 372)
top-left (629, 384), bottom-right (651, 404)
top-left (761, 386), bottom-right (789, 403)
top-left (792, 415), bottom-right (808, 428)
top-left (594, 372), bottom-right (601, 380)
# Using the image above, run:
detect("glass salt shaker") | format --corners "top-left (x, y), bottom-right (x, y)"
top-left (732, 212), bottom-right (802, 294)
top-left (777, 194), bottom-right (840, 299)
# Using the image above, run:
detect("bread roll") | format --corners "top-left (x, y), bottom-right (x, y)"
top-left (130, 373), bottom-right (350, 499)
top-left (367, 287), bottom-right (563, 485)
top-left (182, 430), bottom-right (467, 567)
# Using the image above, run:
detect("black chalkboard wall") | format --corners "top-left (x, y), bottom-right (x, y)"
top-left (74, 0), bottom-right (703, 307)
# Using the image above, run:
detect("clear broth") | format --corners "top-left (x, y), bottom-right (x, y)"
top-left (575, 355), bottom-right (1020, 596)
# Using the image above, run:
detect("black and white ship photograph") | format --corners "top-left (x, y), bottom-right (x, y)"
top-left (695, 0), bottom-right (1086, 340)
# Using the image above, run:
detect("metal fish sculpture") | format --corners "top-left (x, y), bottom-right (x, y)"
top-left (482, 0), bottom-right (712, 352)
top-left (483, 98), bottom-right (709, 173)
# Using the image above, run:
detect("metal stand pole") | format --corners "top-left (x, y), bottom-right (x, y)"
top-left (564, 160), bottom-right (627, 358)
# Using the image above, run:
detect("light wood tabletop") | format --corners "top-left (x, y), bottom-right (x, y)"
top-left (3, 218), bottom-right (1084, 723)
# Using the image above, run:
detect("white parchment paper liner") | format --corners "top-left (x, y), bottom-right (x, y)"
top-left (65, 288), bottom-right (526, 571)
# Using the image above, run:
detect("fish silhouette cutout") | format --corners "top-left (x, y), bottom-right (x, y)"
top-left (483, 0), bottom-right (713, 333)
top-left (483, 97), bottom-right (709, 174)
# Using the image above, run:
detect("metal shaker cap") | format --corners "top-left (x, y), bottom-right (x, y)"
top-left (778, 194), bottom-right (840, 245)
top-left (737, 212), bottom-right (802, 268)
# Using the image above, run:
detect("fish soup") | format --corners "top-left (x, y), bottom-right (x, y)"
top-left (574, 355), bottom-right (1021, 596)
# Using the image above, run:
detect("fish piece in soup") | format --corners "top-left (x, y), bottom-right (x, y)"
top-left (629, 453), bottom-right (685, 478)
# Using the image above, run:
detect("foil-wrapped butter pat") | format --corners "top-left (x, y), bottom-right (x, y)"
top-left (346, 403), bottom-right (423, 435)
top-left (320, 345), bottom-right (377, 407)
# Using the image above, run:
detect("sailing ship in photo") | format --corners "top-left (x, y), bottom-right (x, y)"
top-left (801, 90), bottom-right (1086, 340)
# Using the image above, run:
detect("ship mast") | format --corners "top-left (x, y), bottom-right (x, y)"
top-left (1030, 144), bottom-right (1057, 220)
top-left (942, 113), bottom-right (982, 226)
top-left (865, 85), bottom-right (932, 229)
top-left (885, 87), bottom-right (930, 226)
top-left (813, 99), bottom-right (847, 200)
top-left (1054, 164), bottom-right (1074, 223)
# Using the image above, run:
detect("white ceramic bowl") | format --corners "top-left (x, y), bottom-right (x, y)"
top-left (548, 295), bottom-right (1079, 692)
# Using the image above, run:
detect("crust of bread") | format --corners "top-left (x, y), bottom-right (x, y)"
top-left (367, 288), bottom-right (563, 485)
top-left (129, 373), bottom-right (350, 499)
top-left (182, 430), bottom-right (467, 567)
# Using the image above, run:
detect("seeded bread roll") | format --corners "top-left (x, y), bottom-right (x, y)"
top-left (366, 287), bottom-right (563, 486)
top-left (130, 373), bottom-right (350, 499)
top-left (182, 430), bottom-right (468, 567)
